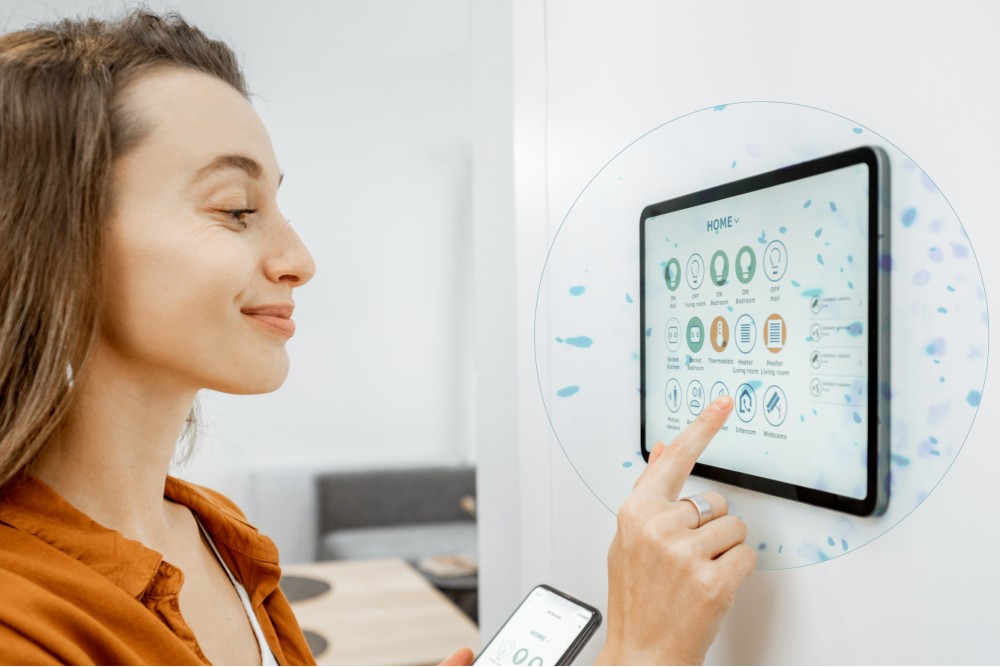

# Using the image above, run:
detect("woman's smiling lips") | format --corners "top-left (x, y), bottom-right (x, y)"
top-left (241, 303), bottom-right (295, 337)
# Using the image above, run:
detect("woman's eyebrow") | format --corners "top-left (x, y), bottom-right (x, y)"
top-left (191, 154), bottom-right (284, 188)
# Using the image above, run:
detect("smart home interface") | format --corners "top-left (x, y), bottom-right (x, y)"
top-left (474, 586), bottom-right (599, 666)
top-left (641, 149), bottom-right (885, 514)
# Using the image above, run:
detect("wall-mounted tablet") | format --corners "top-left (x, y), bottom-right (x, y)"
top-left (640, 147), bottom-right (889, 516)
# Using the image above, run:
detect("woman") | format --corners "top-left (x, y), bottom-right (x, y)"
top-left (0, 10), bottom-right (753, 666)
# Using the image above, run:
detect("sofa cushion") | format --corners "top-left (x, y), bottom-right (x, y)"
top-left (319, 521), bottom-right (477, 562)
top-left (315, 467), bottom-right (476, 534)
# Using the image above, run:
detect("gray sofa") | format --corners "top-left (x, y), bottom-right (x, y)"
top-left (314, 466), bottom-right (477, 563)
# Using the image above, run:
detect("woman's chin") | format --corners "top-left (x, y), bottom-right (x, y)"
top-left (208, 360), bottom-right (291, 395)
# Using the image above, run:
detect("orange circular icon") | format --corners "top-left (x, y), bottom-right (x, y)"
top-left (764, 313), bottom-right (787, 353)
top-left (710, 316), bottom-right (729, 352)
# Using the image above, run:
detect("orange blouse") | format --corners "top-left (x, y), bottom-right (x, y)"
top-left (0, 473), bottom-right (316, 665)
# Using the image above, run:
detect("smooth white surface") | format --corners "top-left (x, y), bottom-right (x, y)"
top-left (492, 0), bottom-right (999, 663)
top-left (471, 0), bottom-right (556, 643)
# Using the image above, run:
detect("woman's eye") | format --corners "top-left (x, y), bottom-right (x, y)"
top-left (224, 208), bottom-right (256, 227)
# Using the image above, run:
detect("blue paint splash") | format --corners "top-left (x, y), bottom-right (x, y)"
top-left (748, 380), bottom-right (763, 390)
top-left (967, 390), bottom-right (982, 407)
top-left (891, 453), bottom-right (911, 467)
top-left (938, 307), bottom-right (948, 314)
top-left (829, 201), bottom-right (838, 212)
top-left (555, 337), bottom-right (563, 343)
top-left (947, 284), bottom-right (956, 292)
top-left (569, 286), bottom-right (585, 296)
top-left (731, 160), bottom-right (737, 168)
top-left (952, 243), bottom-right (969, 258)
top-left (827, 536), bottom-right (835, 546)
top-left (758, 230), bottom-right (767, 244)
top-left (841, 539), bottom-right (849, 551)
top-left (852, 127), bottom-right (863, 134)
top-left (802, 287), bottom-right (822, 297)
top-left (847, 281), bottom-right (854, 289)
top-left (557, 386), bottom-right (579, 398)
top-left (645, 327), bottom-right (652, 338)
top-left (625, 293), bottom-right (633, 304)
top-left (926, 338), bottom-right (946, 356)
top-left (929, 247), bottom-right (943, 263)
top-left (879, 254), bottom-right (893, 271)
top-left (902, 207), bottom-right (917, 227)
top-left (758, 543), bottom-right (767, 551)
top-left (727, 305), bottom-right (734, 312)
top-left (791, 280), bottom-right (801, 287)
top-left (779, 226), bottom-right (788, 233)
top-left (622, 461), bottom-right (633, 468)
top-left (815, 228), bottom-right (823, 238)
top-left (803, 199), bottom-right (812, 209)
top-left (563, 336), bottom-right (593, 348)
top-left (817, 254), bottom-right (825, 265)
top-left (853, 412), bottom-right (862, 424)
top-left (714, 104), bottom-right (728, 111)
top-left (846, 322), bottom-right (863, 337)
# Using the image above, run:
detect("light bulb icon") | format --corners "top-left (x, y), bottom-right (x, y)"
top-left (763, 241), bottom-right (787, 282)
top-left (668, 264), bottom-right (677, 281)
top-left (686, 254), bottom-right (705, 288)
top-left (739, 251), bottom-right (751, 279)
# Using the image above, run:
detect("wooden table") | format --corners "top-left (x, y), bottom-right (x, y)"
top-left (280, 558), bottom-right (480, 666)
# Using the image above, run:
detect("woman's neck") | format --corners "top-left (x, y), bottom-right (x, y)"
top-left (28, 341), bottom-right (197, 547)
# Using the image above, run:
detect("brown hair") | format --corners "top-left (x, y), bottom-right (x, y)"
top-left (0, 10), bottom-right (249, 488)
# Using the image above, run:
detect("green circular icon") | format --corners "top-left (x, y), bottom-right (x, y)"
top-left (710, 250), bottom-right (729, 286)
top-left (735, 245), bottom-right (757, 284)
top-left (664, 258), bottom-right (681, 291)
top-left (686, 316), bottom-right (705, 353)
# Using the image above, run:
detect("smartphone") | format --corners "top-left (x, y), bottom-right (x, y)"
top-left (473, 584), bottom-right (602, 666)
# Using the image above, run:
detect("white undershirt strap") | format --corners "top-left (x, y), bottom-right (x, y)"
top-left (195, 516), bottom-right (280, 666)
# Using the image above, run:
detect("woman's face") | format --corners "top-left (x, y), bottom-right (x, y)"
top-left (101, 67), bottom-right (315, 395)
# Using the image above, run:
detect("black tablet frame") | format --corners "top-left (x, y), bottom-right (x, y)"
top-left (639, 146), bottom-right (889, 516)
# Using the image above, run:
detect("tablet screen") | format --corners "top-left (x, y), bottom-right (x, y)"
top-left (640, 148), bottom-right (885, 513)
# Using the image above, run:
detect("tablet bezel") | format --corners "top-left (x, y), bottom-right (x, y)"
top-left (639, 146), bottom-right (889, 516)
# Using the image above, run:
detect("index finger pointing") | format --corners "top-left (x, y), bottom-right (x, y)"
top-left (642, 395), bottom-right (732, 500)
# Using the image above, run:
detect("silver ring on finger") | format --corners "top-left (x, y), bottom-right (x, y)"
top-left (680, 494), bottom-right (713, 528)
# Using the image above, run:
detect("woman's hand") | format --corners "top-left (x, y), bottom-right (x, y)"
top-left (596, 395), bottom-right (755, 665)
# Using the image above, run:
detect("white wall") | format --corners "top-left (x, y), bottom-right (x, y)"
top-left (479, 0), bottom-right (1000, 663)
top-left (1, 0), bottom-right (476, 561)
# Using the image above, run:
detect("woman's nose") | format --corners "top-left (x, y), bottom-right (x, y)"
top-left (266, 218), bottom-right (316, 287)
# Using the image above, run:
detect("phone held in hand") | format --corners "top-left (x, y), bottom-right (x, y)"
top-left (473, 585), bottom-right (601, 666)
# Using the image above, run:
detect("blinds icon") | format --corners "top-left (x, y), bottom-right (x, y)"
top-left (764, 314), bottom-right (786, 353)
top-left (734, 314), bottom-right (756, 353)
top-left (767, 319), bottom-right (783, 349)
top-left (740, 324), bottom-right (752, 344)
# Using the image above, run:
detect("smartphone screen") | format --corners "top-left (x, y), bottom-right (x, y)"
top-left (473, 585), bottom-right (601, 666)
